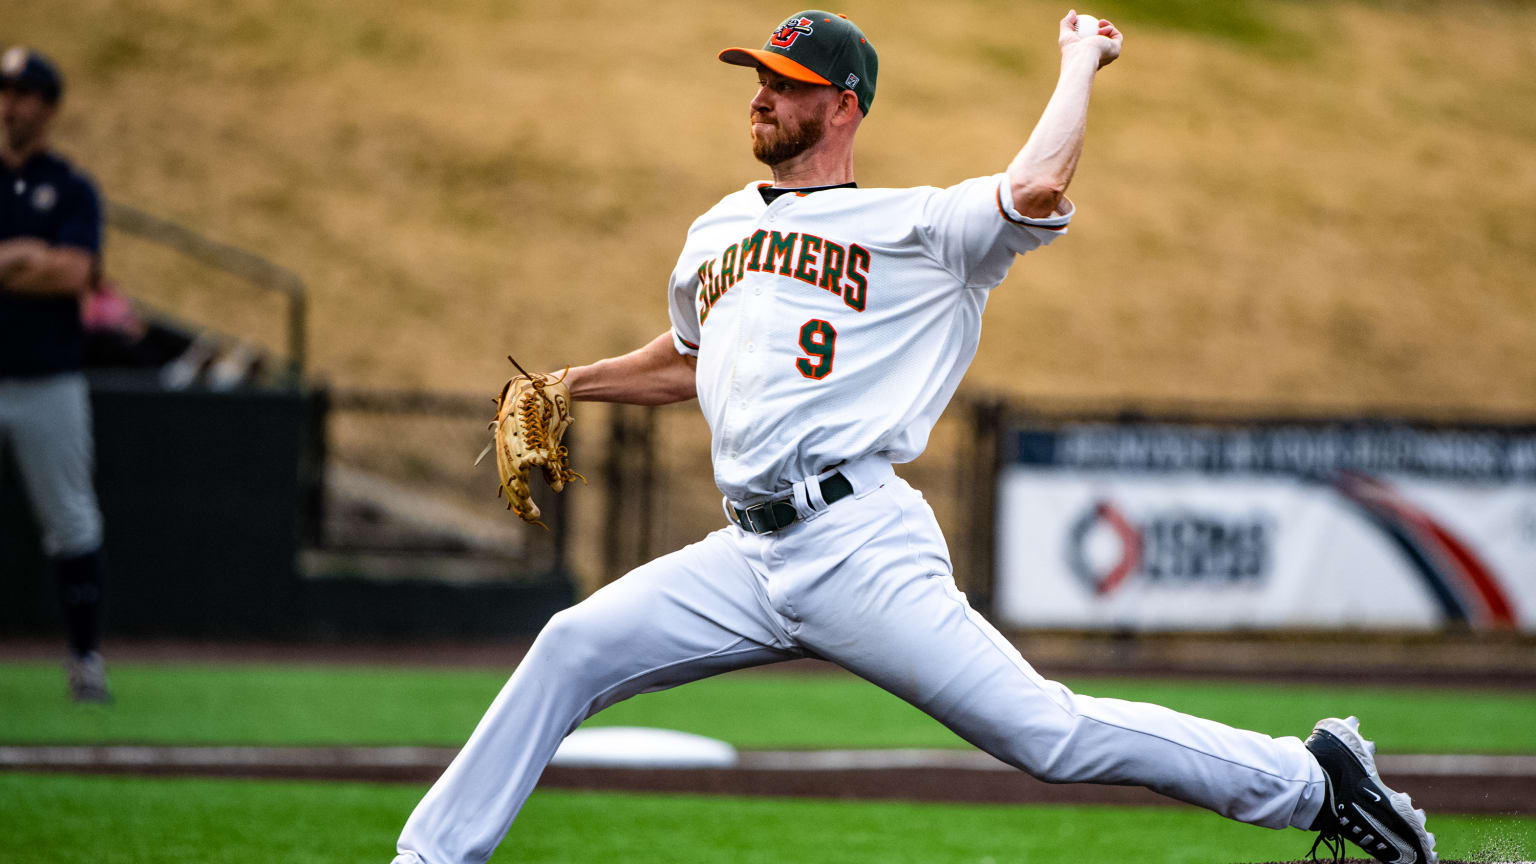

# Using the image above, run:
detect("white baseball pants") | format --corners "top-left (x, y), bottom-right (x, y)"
top-left (395, 460), bottom-right (1326, 864)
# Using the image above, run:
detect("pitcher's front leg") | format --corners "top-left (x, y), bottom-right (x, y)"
top-left (796, 483), bottom-right (1326, 830)
top-left (395, 530), bottom-right (793, 864)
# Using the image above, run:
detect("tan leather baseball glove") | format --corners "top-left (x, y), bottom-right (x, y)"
top-left (477, 357), bottom-right (583, 529)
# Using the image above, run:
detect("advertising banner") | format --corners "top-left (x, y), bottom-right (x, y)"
top-left (995, 422), bottom-right (1536, 631)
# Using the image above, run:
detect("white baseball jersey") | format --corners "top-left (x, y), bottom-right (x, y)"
top-left (667, 173), bottom-right (1071, 503)
top-left (394, 174), bottom-right (1333, 864)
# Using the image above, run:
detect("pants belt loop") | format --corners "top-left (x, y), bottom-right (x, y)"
top-left (805, 473), bottom-right (830, 511)
top-left (788, 476), bottom-right (814, 521)
top-left (789, 468), bottom-right (840, 522)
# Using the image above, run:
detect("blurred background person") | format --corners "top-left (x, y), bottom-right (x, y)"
top-left (0, 46), bottom-right (111, 703)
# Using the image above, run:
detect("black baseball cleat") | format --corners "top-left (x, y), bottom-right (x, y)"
top-left (1304, 716), bottom-right (1436, 864)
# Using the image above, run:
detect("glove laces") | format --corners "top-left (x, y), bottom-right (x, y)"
top-left (516, 376), bottom-right (552, 459)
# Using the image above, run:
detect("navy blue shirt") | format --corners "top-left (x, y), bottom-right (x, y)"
top-left (0, 150), bottom-right (102, 377)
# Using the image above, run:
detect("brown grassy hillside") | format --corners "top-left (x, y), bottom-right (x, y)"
top-left (13, 0), bottom-right (1535, 418)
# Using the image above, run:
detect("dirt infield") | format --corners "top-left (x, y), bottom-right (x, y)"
top-left (537, 764), bottom-right (1531, 817)
top-left (3, 745), bottom-right (1531, 816)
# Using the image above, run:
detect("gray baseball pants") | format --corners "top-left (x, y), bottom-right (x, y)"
top-left (0, 372), bottom-right (104, 557)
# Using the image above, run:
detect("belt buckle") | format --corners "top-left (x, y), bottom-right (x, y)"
top-left (741, 502), bottom-right (775, 534)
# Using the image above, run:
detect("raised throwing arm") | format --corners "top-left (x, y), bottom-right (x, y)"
top-left (563, 331), bottom-right (698, 405)
top-left (1007, 10), bottom-right (1123, 219)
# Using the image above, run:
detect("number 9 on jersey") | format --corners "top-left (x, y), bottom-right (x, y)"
top-left (796, 319), bottom-right (837, 380)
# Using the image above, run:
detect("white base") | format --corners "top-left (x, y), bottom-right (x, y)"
top-left (550, 727), bottom-right (738, 769)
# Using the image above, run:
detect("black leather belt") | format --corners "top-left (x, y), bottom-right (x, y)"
top-left (731, 472), bottom-right (854, 534)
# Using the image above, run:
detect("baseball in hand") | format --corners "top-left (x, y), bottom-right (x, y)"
top-left (1075, 12), bottom-right (1099, 37)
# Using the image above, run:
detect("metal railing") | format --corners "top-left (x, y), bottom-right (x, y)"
top-left (105, 200), bottom-right (308, 378)
top-left (314, 387), bottom-right (570, 581)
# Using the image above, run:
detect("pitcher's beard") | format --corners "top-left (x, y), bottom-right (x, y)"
top-left (751, 114), bottom-right (826, 166)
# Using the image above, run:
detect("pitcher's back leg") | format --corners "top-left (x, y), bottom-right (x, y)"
top-left (396, 529), bottom-right (795, 864)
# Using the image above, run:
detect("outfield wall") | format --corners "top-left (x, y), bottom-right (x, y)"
top-left (0, 376), bottom-right (572, 640)
top-left (995, 419), bottom-right (1536, 632)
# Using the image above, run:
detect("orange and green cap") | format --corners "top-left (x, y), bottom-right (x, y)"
top-left (719, 10), bottom-right (878, 115)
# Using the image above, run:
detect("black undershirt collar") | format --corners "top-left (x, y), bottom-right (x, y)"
top-left (758, 181), bottom-right (857, 204)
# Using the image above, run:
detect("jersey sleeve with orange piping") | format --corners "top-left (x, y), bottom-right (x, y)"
top-left (916, 173), bottom-right (1072, 290)
top-left (666, 207), bottom-right (718, 358)
top-left (667, 263), bottom-right (702, 357)
top-left (670, 328), bottom-right (700, 357)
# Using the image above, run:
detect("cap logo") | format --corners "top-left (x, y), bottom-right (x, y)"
top-left (769, 16), bottom-right (814, 49)
top-left (844, 73), bottom-right (859, 89)
top-left (1, 48), bottom-right (25, 77)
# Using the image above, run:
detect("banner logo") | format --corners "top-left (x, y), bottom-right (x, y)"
top-left (1067, 501), bottom-right (1272, 595)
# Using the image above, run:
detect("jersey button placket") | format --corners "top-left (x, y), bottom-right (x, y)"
top-left (719, 237), bottom-right (757, 460)
top-left (725, 197), bottom-right (789, 461)
top-left (733, 209), bottom-right (781, 453)
top-left (744, 231), bottom-right (773, 369)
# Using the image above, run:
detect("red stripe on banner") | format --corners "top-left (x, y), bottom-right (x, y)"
top-left (1341, 474), bottom-right (1516, 628)
top-left (1416, 519), bottom-right (1518, 627)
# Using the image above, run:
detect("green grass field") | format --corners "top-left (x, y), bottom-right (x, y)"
top-left (3, 661), bottom-right (1532, 862)
top-left (1, 661), bottom-right (1533, 753)
top-left (2, 772), bottom-right (1530, 864)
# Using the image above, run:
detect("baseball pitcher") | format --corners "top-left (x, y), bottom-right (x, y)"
top-left (396, 11), bottom-right (1436, 864)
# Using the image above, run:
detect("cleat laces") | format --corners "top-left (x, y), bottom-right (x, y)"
top-left (1308, 828), bottom-right (1345, 864)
